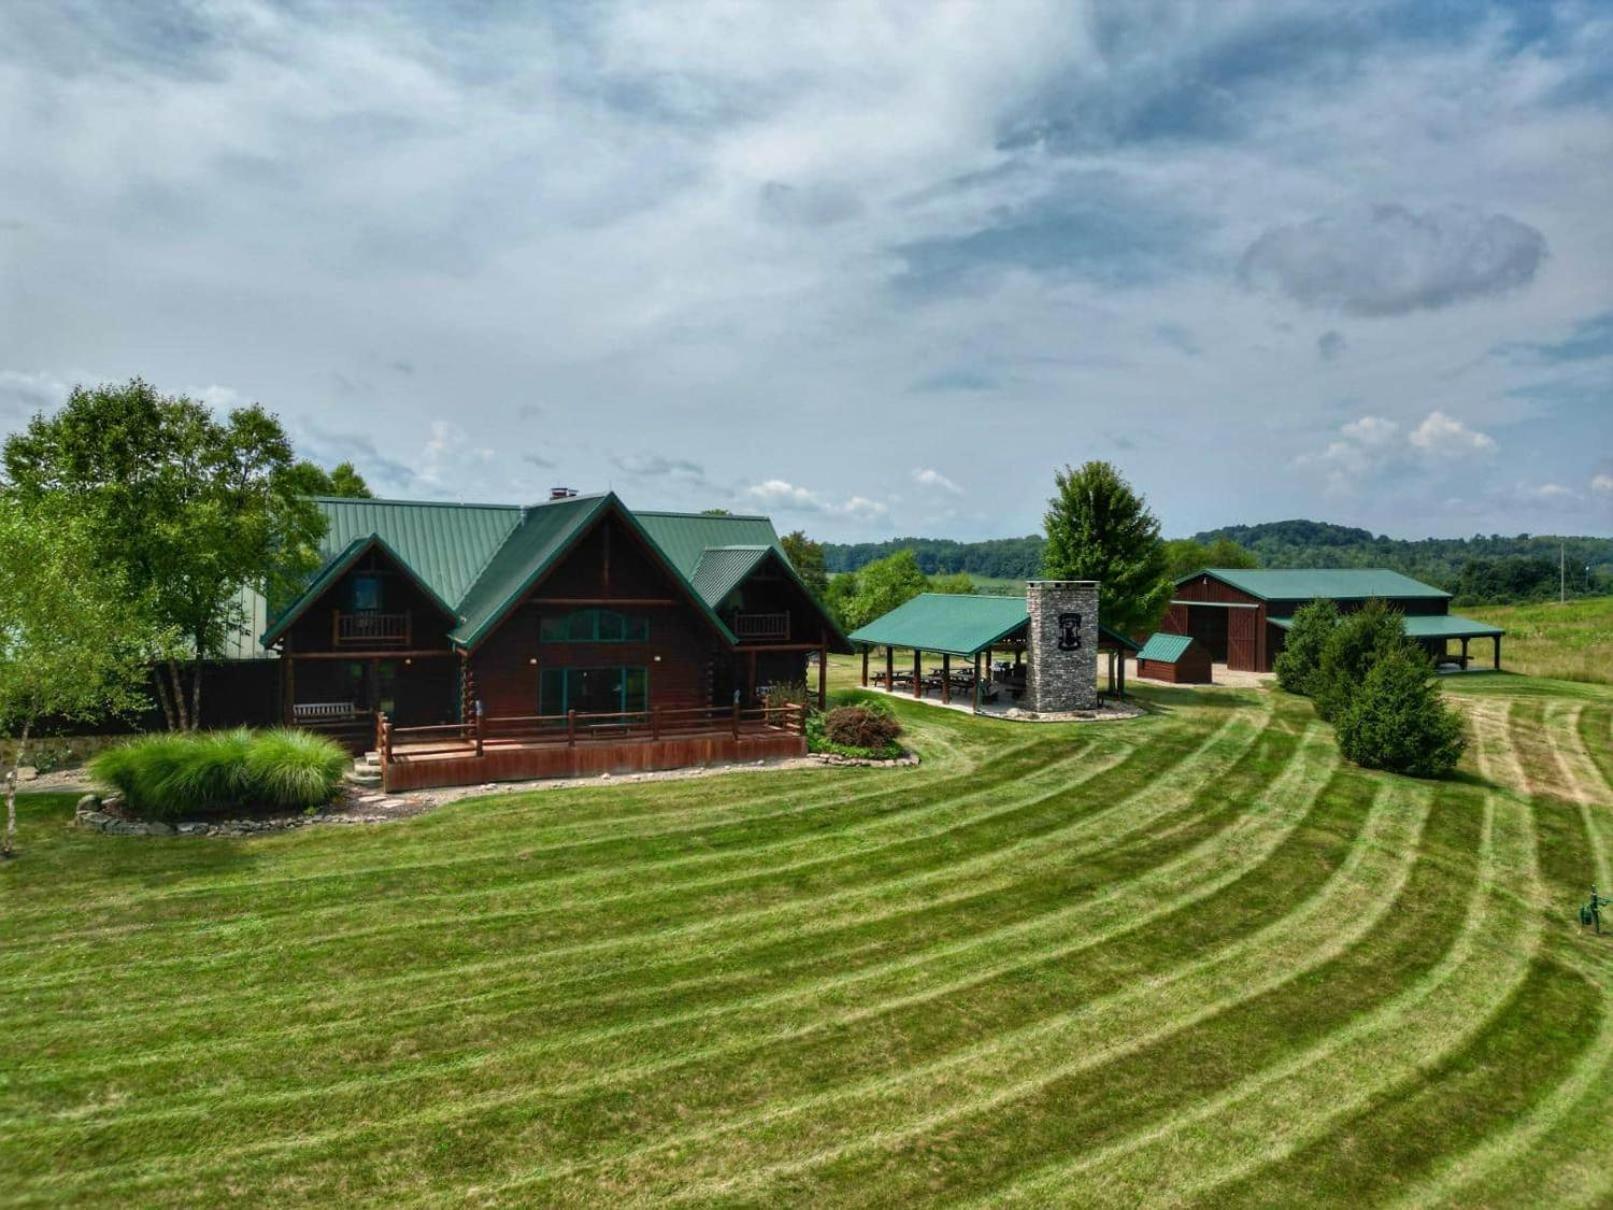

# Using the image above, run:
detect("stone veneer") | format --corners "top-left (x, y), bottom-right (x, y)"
top-left (1025, 580), bottom-right (1100, 714)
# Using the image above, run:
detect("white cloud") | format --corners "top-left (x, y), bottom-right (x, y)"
top-left (911, 466), bottom-right (962, 494)
top-left (1408, 410), bottom-right (1496, 456)
top-left (743, 478), bottom-right (887, 520)
top-left (1340, 415), bottom-right (1399, 445)
top-left (1590, 474), bottom-right (1613, 495)
top-left (1530, 482), bottom-right (1574, 499)
top-left (185, 384), bottom-right (244, 410)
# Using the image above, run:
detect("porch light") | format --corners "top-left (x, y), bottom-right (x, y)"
top-left (529, 657), bottom-right (538, 665)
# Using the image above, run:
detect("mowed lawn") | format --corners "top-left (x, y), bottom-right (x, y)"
top-left (4, 661), bottom-right (1613, 1206)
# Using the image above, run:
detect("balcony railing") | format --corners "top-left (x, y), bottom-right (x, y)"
top-left (733, 611), bottom-right (790, 641)
top-left (333, 610), bottom-right (411, 647)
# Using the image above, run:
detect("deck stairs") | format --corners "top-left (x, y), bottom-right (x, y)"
top-left (346, 751), bottom-right (383, 789)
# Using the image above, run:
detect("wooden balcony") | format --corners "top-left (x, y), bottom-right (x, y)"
top-left (332, 610), bottom-right (411, 647)
top-left (733, 611), bottom-right (790, 641)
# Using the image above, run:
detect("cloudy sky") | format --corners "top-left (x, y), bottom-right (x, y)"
top-left (2, 0), bottom-right (1610, 541)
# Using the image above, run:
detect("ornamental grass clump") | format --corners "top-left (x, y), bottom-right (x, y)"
top-left (90, 729), bottom-right (347, 820)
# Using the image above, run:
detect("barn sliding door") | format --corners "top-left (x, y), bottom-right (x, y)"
top-left (1227, 608), bottom-right (1257, 671)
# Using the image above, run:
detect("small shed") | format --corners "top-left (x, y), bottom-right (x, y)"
top-left (1135, 632), bottom-right (1212, 684)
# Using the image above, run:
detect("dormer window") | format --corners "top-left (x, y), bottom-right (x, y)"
top-left (349, 573), bottom-right (383, 612)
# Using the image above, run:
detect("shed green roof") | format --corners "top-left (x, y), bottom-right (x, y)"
top-left (849, 594), bottom-right (1140, 657)
top-left (1266, 612), bottom-right (1503, 639)
top-left (1179, 567), bottom-right (1450, 602)
top-left (1137, 632), bottom-right (1195, 663)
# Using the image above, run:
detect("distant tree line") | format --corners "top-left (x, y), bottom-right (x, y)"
top-left (824, 519), bottom-right (1611, 606)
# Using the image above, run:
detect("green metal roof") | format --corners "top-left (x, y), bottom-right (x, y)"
top-left (690, 546), bottom-right (772, 607)
top-left (1137, 632), bottom-right (1195, 663)
top-left (264, 492), bottom-right (846, 653)
top-left (311, 496), bottom-right (522, 607)
top-left (850, 592), bottom-right (1139, 656)
top-left (636, 512), bottom-right (785, 579)
top-left (1177, 567), bottom-right (1451, 602)
top-left (1267, 612), bottom-right (1502, 639)
top-left (850, 594), bottom-right (1029, 657)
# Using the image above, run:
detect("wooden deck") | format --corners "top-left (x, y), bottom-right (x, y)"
top-left (376, 705), bottom-right (807, 792)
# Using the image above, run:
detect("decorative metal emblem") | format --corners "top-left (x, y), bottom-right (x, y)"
top-left (1057, 613), bottom-right (1082, 651)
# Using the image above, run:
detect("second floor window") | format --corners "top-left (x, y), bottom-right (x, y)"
top-left (349, 574), bottom-right (383, 612)
top-left (540, 608), bottom-right (649, 643)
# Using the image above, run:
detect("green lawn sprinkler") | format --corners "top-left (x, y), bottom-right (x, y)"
top-left (1580, 886), bottom-right (1611, 934)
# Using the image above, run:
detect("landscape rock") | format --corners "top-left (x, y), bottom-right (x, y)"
top-left (15, 766), bottom-right (38, 782)
top-left (76, 811), bottom-right (114, 830)
top-left (75, 793), bottom-right (100, 815)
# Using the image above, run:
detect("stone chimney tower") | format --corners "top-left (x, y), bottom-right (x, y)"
top-left (1025, 581), bottom-right (1100, 713)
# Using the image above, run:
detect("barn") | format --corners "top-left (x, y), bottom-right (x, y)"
top-left (1135, 633), bottom-right (1213, 684)
top-left (1164, 568), bottom-right (1505, 673)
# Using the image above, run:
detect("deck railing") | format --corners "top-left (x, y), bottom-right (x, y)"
top-left (733, 612), bottom-right (790, 641)
top-left (333, 610), bottom-right (411, 646)
top-left (378, 702), bottom-right (806, 762)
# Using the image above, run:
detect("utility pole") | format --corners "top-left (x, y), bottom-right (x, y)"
top-left (1561, 542), bottom-right (1567, 604)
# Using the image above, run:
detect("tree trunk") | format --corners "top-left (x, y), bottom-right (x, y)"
top-left (167, 659), bottom-right (190, 732)
top-left (3, 716), bottom-right (28, 858)
top-left (189, 653), bottom-right (204, 733)
top-left (152, 666), bottom-right (177, 732)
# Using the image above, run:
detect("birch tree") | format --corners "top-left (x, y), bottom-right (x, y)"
top-left (0, 498), bottom-right (155, 857)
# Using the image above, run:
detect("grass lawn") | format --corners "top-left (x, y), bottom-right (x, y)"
top-left (4, 657), bottom-right (1612, 1206)
top-left (1461, 595), bottom-right (1613, 686)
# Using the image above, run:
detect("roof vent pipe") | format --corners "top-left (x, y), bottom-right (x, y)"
top-left (549, 486), bottom-right (578, 500)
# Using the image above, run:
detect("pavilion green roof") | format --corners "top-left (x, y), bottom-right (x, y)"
top-left (1137, 633), bottom-right (1195, 663)
top-left (849, 594), bottom-right (1140, 657)
top-left (1178, 567), bottom-right (1451, 602)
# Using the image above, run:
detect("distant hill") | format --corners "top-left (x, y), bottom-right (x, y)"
top-left (823, 520), bottom-right (1612, 605)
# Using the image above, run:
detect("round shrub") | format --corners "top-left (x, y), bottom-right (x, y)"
top-left (821, 704), bottom-right (902, 751)
top-left (1335, 648), bottom-right (1466, 778)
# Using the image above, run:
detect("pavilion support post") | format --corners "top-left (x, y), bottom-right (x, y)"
top-left (861, 646), bottom-right (869, 687)
top-left (1494, 634), bottom-right (1501, 671)
top-left (941, 653), bottom-right (951, 704)
top-left (913, 649), bottom-right (922, 699)
top-left (973, 652), bottom-right (982, 713)
top-left (1460, 637), bottom-right (1470, 671)
top-left (886, 645), bottom-right (894, 694)
top-left (1118, 652), bottom-right (1126, 699)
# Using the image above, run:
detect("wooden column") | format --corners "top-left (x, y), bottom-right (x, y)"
top-left (1460, 636), bottom-right (1470, 671)
top-left (746, 649), bottom-right (757, 703)
top-left (913, 649), bottom-right (922, 698)
top-left (973, 653), bottom-right (982, 713)
top-left (886, 646), bottom-right (894, 694)
top-left (861, 646), bottom-right (869, 687)
top-left (817, 643), bottom-right (827, 710)
top-left (941, 653), bottom-right (951, 704)
top-left (1494, 634), bottom-right (1502, 671)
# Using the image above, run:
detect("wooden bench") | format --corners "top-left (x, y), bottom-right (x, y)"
top-left (293, 701), bottom-right (358, 723)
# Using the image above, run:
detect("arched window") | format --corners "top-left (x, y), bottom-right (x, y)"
top-left (540, 608), bottom-right (649, 643)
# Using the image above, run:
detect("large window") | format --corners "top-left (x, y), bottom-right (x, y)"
top-left (539, 666), bottom-right (649, 715)
top-left (539, 608), bottom-right (649, 643)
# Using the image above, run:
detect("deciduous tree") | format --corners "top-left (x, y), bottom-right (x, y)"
top-left (779, 530), bottom-right (829, 598)
top-left (1041, 461), bottom-right (1171, 636)
top-left (2, 380), bottom-right (326, 730)
top-left (0, 497), bottom-right (157, 857)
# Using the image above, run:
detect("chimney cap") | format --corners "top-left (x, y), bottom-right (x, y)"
top-left (549, 486), bottom-right (578, 500)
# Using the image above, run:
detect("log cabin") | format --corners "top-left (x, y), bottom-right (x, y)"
top-left (259, 490), bottom-right (849, 786)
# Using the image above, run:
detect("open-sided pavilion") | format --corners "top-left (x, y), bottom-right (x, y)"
top-left (848, 593), bottom-right (1139, 713)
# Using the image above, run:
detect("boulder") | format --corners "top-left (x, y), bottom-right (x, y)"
top-left (15, 766), bottom-right (38, 782)
top-left (76, 811), bottom-right (114, 830)
top-left (75, 793), bottom-right (100, 816)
